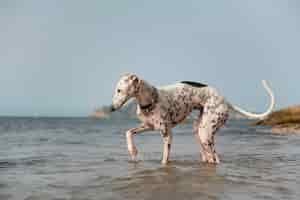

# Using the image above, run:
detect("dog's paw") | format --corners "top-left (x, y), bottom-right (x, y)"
top-left (206, 156), bottom-right (220, 164)
top-left (129, 147), bottom-right (138, 161)
top-left (201, 152), bottom-right (220, 164)
top-left (161, 160), bottom-right (169, 165)
top-left (131, 155), bottom-right (137, 161)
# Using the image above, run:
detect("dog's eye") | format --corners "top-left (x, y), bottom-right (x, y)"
top-left (117, 89), bottom-right (121, 93)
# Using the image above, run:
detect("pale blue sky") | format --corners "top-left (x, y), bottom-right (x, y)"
top-left (0, 0), bottom-right (299, 116)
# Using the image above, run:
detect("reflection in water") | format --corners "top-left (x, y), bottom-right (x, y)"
top-left (110, 162), bottom-right (224, 200)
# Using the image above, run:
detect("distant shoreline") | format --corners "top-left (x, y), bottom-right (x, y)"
top-left (254, 104), bottom-right (300, 134)
top-left (0, 115), bottom-right (89, 119)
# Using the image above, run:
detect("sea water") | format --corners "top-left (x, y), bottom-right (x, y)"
top-left (0, 117), bottom-right (299, 200)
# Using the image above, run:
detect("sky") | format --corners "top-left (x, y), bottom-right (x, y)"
top-left (0, 0), bottom-right (299, 117)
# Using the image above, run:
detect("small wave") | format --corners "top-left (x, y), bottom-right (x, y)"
top-left (0, 183), bottom-right (8, 189)
top-left (62, 141), bottom-right (85, 145)
top-left (0, 157), bottom-right (49, 169)
top-left (38, 137), bottom-right (50, 142)
top-left (53, 139), bottom-right (86, 145)
top-left (0, 161), bottom-right (17, 169)
top-left (103, 157), bottom-right (117, 162)
top-left (0, 194), bottom-right (12, 200)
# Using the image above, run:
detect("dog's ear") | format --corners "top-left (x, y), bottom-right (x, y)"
top-left (129, 74), bottom-right (139, 85)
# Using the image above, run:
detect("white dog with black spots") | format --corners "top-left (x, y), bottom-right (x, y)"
top-left (110, 73), bottom-right (275, 164)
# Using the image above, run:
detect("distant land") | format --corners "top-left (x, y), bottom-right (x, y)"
top-left (254, 105), bottom-right (300, 134)
top-left (90, 100), bottom-right (138, 120)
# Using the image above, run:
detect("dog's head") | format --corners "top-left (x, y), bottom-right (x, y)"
top-left (110, 73), bottom-right (140, 112)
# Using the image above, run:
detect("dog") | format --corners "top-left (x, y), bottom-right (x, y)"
top-left (110, 73), bottom-right (275, 164)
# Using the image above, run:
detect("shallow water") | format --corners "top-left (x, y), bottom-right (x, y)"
top-left (0, 117), bottom-right (299, 200)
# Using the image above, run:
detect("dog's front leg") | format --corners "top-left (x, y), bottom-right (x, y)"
top-left (161, 128), bottom-right (172, 165)
top-left (126, 124), bottom-right (152, 161)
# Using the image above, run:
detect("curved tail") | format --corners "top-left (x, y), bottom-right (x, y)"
top-left (228, 80), bottom-right (275, 120)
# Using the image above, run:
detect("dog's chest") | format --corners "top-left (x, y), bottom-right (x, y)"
top-left (136, 106), bottom-right (163, 129)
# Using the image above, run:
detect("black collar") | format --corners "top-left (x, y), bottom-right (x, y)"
top-left (140, 103), bottom-right (153, 110)
top-left (139, 87), bottom-right (158, 113)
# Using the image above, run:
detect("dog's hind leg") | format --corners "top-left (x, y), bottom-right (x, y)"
top-left (197, 105), bottom-right (228, 164)
top-left (193, 111), bottom-right (208, 162)
top-left (194, 129), bottom-right (208, 162)
top-left (126, 124), bottom-right (153, 161)
top-left (197, 124), bottom-right (219, 164)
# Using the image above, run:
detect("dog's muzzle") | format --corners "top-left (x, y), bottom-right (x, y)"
top-left (109, 105), bottom-right (116, 112)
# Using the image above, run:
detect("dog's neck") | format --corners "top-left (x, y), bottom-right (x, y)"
top-left (135, 80), bottom-right (158, 111)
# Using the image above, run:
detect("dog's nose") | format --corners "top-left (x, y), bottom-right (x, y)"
top-left (109, 105), bottom-right (116, 112)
